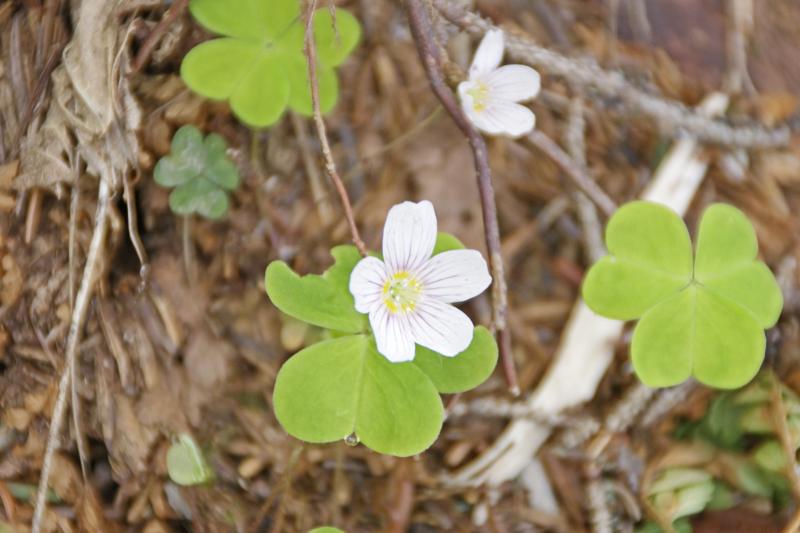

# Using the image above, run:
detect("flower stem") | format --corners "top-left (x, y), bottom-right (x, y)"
top-left (302, 0), bottom-right (367, 256)
top-left (404, 0), bottom-right (519, 396)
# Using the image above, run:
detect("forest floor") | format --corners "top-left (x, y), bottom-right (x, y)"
top-left (1, 0), bottom-right (800, 532)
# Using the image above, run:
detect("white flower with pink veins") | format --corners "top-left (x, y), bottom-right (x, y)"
top-left (349, 201), bottom-right (492, 362)
top-left (458, 29), bottom-right (541, 137)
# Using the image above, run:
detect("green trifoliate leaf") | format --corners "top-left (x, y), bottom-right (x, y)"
top-left (183, 0), bottom-right (361, 128)
top-left (166, 434), bottom-right (213, 486)
top-left (230, 51), bottom-right (292, 128)
top-left (180, 38), bottom-right (262, 100)
top-left (155, 125), bottom-right (241, 220)
top-left (265, 246), bottom-right (366, 334)
top-left (583, 201), bottom-right (692, 320)
top-left (582, 201), bottom-right (783, 390)
top-left (312, 8), bottom-right (362, 67)
top-left (170, 178), bottom-right (230, 219)
top-left (694, 204), bottom-right (783, 328)
top-left (286, 58), bottom-right (339, 116)
top-left (189, 0), bottom-right (272, 41)
top-left (272, 334), bottom-right (443, 456)
top-left (413, 326), bottom-right (497, 393)
top-left (631, 285), bottom-right (765, 388)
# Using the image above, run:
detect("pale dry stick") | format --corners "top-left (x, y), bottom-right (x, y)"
top-left (723, 0), bottom-right (756, 95)
top-left (290, 112), bottom-right (333, 225)
top-left (525, 130), bottom-right (616, 218)
top-left (122, 173), bottom-right (149, 283)
top-left (68, 165), bottom-right (80, 309)
top-left (302, 0), bottom-right (367, 256)
top-left (565, 97), bottom-right (605, 263)
top-left (404, 0), bottom-right (519, 395)
top-left (432, 0), bottom-right (790, 148)
top-left (32, 178), bottom-right (112, 533)
top-left (446, 93), bottom-right (730, 487)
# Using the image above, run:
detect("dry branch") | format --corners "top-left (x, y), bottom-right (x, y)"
top-left (404, 0), bottom-right (518, 395)
top-left (431, 0), bottom-right (791, 148)
top-left (32, 178), bottom-right (112, 533)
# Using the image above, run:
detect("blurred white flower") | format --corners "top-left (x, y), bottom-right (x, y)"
top-left (458, 29), bottom-right (541, 137)
top-left (349, 201), bottom-right (492, 363)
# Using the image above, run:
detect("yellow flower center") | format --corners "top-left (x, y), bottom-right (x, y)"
top-left (466, 81), bottom-right (491, 112)
top-left (382, 271), bottom-right (423, 314)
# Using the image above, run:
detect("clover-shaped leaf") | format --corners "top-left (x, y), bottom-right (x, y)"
top-left (182, 0), bottom-right (361, 128)
top-left (583, 202), bottom-right (782, 389)
top-left (266, 231), bottom-right (499, 456)
top-left (273, 334), bottom-right (443, 456)
top-left (265, 245), bottom-right (366, 334)
top-left (154, 125), bottom-right (240, 219)
top-left (413, 325), bottom-right (498, 393)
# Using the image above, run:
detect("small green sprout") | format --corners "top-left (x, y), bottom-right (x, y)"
top-left (182, 0), bottom-right (361, 128)
top-left (582, 201), bottom-right (783, 389)
top-left (266, 202), bottom-right (498, 457)
top-left (154, 125), bottom-right (240, 220)
top-left (166, 433), bottom-right (214, 486)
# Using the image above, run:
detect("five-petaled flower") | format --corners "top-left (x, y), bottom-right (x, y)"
top-left (458, 29), bottom-right (541, 138)
top-left (349, 201), bottom-right (492, 363)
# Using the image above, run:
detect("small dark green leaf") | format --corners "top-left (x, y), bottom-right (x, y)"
top-left (169, 178), bottom-right (230, 220)
top-left (154, 125), bottom-right (240, 219)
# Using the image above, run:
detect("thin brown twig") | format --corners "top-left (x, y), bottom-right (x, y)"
top-left (404, 0), bottom-right (519, 396)
top-left (131, 0), bottom-right (190, 73)
top-left (303, 0), bottom-right (367, 256)
top-left (431, 0), bottom-right (791, 148)
top-left (525, 130), bottom-right (617, 217)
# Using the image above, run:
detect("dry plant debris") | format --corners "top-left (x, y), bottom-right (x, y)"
top-left (0, 0), bottom-right (798, 532)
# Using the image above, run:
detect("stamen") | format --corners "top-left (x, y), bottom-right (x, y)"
top-left (466, 82), bottom-right (490, 112)
top-left (382, 271), bottom-right (423, 314)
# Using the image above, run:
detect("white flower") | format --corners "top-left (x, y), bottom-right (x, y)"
top-left (349, 201), bottom-right (492, 363)
top-left (458, 29), bottom-right (541, 138)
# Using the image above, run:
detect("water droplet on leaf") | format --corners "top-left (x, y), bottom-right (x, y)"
top-left (344, 433), bottom-right (359, 447)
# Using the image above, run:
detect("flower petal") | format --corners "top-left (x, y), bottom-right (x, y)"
top-left (382, 200), bottom-right (437, 273)
top-left (349, 256), bottom-right (388, 313)
top-left (467, 100), bottom-right (535, 138)
top-left (418, 250), bottom-right (492, 303)
top-left (370, 306), bottom-right (416, 362)
top-left (408, 299), bottom-right (475, 357)
top-left (469, 29), bottom-right (504, 79)
top-left (485, 64), bottom-right (541, 103)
